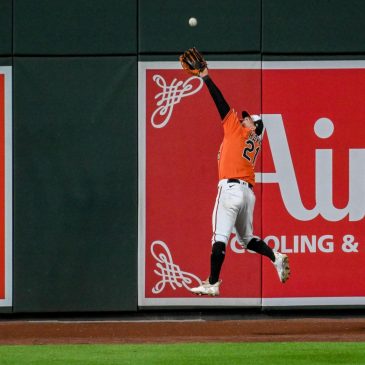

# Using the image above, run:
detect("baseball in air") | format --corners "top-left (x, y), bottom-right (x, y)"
top-left (188, 17), bottom-right (198, 27)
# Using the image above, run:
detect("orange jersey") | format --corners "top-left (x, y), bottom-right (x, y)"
top-left (218, 109), bottom-right (262, 186)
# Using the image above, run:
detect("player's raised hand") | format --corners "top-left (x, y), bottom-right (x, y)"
top-left (179, 47), bottom-right (208, 76)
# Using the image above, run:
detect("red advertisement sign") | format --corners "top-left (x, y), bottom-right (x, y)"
top-left (138, 61), bottom-right (365, 307)
top-left (0, 67), bottom-right (12, 307)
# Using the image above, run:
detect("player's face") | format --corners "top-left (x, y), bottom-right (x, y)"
top-left (240, 116), bottom-right (255, 129)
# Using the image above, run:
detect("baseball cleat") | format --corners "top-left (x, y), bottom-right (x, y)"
top-left (273, 252), bottom-right (290, 283)
top-left (190, 279), bottom-right (222, 296)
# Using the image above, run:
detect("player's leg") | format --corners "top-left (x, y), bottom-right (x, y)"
top-left (209, 184), bottom-right (243, 283)
top-left (190, 183), bottom-right (241, 296)
top-left (190, 240), bottom-right (226, 296)
top-left (209, 241), bottom-right (226, 284)
top-left (211, 186), bottom-right (239, 248)
top-left (247, 237), bottom-right (275, 261)
top-left (234, 187), bottom-right (274, 259)
top-left (234, 187), bottom-right (290, 283)
top-left (234, 187), bottom-right (261, 249)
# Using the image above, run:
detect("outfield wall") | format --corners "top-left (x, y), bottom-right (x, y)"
top-left (0, 0), bottom-right (364, 313)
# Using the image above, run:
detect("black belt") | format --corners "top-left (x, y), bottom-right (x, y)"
top-left (227, 179), bottom-right (253, 190)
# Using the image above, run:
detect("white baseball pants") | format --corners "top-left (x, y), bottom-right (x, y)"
top-left (212, 179), bottom-right (256, 247)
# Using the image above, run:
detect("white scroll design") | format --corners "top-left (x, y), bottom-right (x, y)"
top-left (151, 75), bottom-right (203, 128)
top-left (150, 240), bottom-right (202, 294)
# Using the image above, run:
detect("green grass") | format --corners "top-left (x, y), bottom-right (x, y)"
top-left (0, 342), bottom-right (364, 365)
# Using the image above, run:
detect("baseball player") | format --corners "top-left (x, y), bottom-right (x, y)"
top-left (179, 48), bottom-right (290, 296)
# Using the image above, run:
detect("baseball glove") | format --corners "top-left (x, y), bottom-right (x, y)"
top-left (179, 47), bottom-right (207, 76)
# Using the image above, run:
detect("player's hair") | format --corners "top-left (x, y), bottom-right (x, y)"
top-left (254, 120), bottom-right (263, 136)
top-left (242, 111), bottom-right (250, 119)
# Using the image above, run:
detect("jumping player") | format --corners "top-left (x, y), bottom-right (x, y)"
top-left (190, 67), bottom-right (290, 296)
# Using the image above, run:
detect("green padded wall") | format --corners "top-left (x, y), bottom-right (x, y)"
top-left (139, 0), bottom-right (261, 53)
top-left (0, 0), bottom-right (12, 55)
top-left (263, 0), bottom-right (365, 53)
top-left (8, 0), bottom-right (365, 314)
top-left (0, 58), bottom-right (12, 67)
top-left (14, 0), bottom-right (137, 55)
top-left (13, 57), bottom-right (137, 312)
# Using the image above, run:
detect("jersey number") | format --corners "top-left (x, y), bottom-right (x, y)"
top-left (243, 140), bottom-right (260, 164)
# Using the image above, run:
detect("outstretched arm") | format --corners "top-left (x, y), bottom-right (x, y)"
top-left (200, 69), bottom-right (230, 120)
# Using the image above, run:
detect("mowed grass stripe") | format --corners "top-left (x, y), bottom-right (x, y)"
top-left (0, 342), bottom-right (364, 365)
